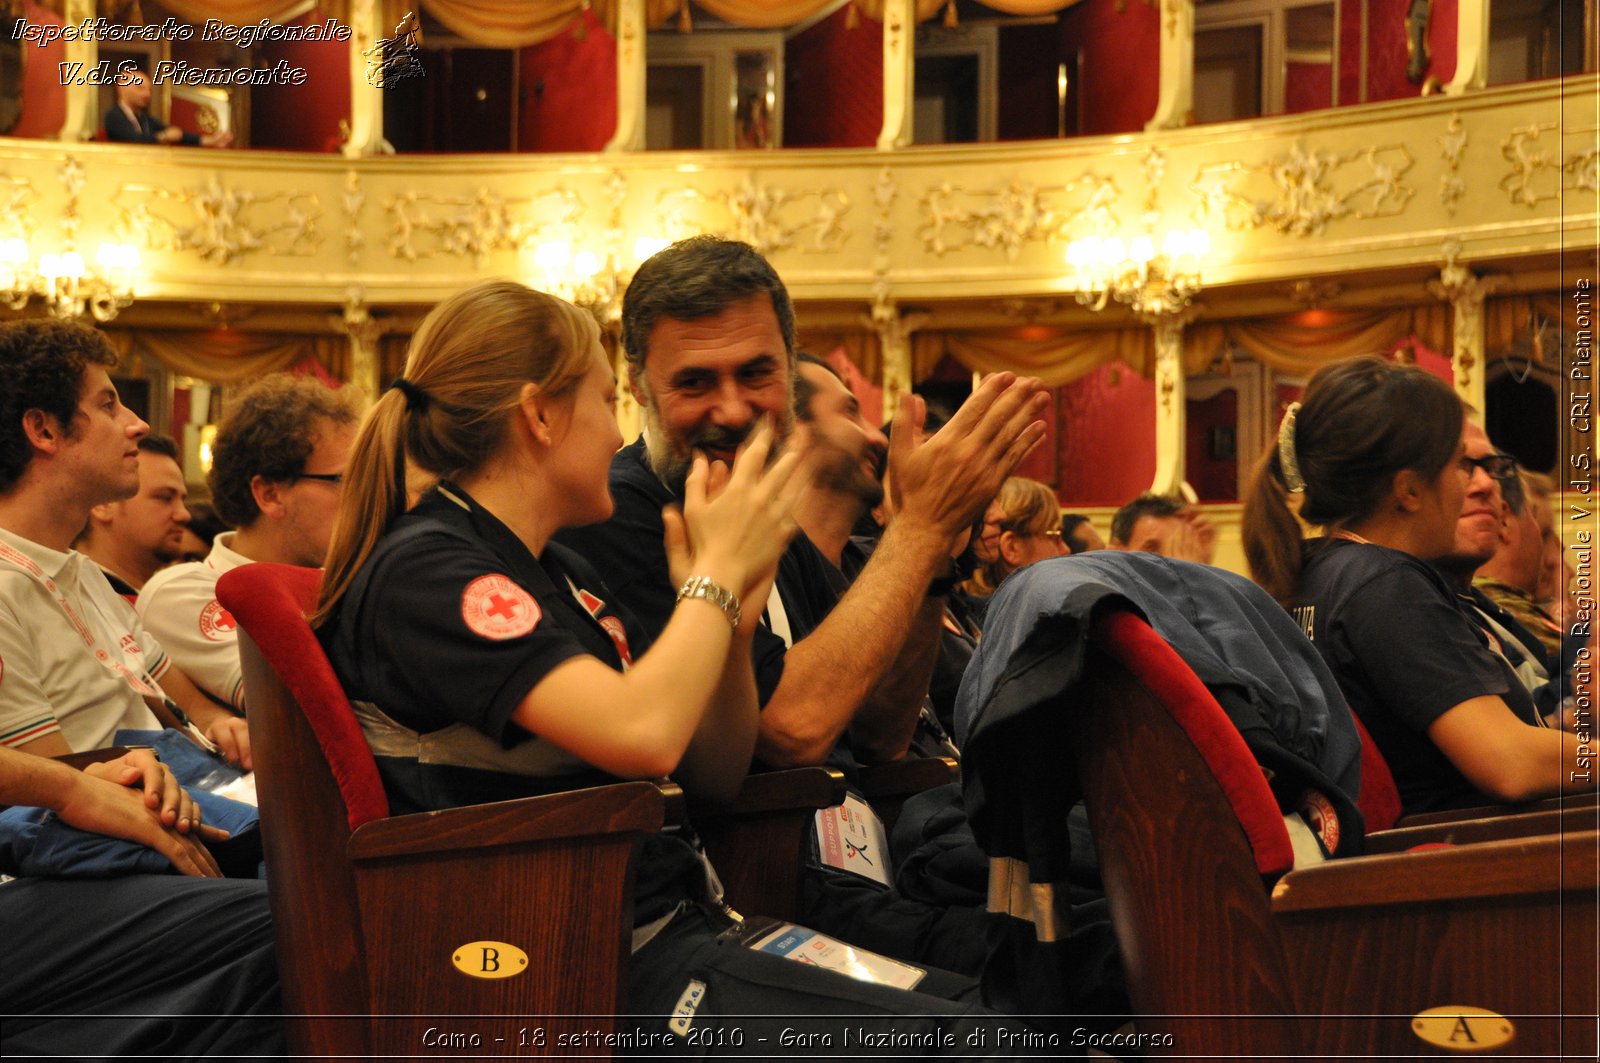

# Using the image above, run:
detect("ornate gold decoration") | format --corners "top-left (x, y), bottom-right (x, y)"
top-left (657, 174), bottom-right (849, 258)
top-left (0, 172), bottom-right (37, 240)
top-left (385, 186), bottom-right (579, 265)
top-left (1438, 113), bottom-right (1467, 215)
top-left (1496, 124), bottom-right (1594, 207)
top-left (118, 177), bottom-right (322, 265)
top-left (343, 170), bottom-right (365, 266)
top-left (1283, 279), bottom-right (1345, 307)
top-left (1427, 240), bottom-right (1505, 393)
top-left (999, 298), bottom-right (1068, 321)
top-left (1499, 123), bottom-right (1560, 207)
top-left (1141, 145), bottom-right (1166, 212)
top-left (1191, 141), bottom-right (1414, 236)
top-left (919, 173), bottom-right (1118, 260)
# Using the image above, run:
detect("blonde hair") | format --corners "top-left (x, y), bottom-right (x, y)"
top-left (313, 281), bottom-right (599, 626)
top-left (981, 476), bottom-right (1060, 586)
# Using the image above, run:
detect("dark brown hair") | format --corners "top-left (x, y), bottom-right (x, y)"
top-left (1243, 355), bottom-right (1463, 602)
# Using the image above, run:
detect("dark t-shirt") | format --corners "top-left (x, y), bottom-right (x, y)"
top-left (1294, 538), bottom-right (1541, 814)
top-left (555, 438), bottom-right (842, 706)
top-left (320, 485), bottom-right (706, 922)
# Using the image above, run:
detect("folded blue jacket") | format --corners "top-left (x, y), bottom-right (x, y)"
top-left (0, 729), bottom-right (259, 879)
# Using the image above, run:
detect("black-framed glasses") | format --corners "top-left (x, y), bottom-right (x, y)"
top-left (1459, 453), bottom-right (1517, 480)
top-left (291, 472), bottom-right (344, 485)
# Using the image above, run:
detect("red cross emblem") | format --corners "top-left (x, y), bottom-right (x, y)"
top-left (198, 599), bottom-right (237, 642)
top-left (461, 574), bottom-right (540, 640)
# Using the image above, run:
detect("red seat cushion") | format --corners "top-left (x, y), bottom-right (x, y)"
top-left (217, 563), bottom-right (389, 830)
top-left (1092, 610), bottom-right (1296, 877)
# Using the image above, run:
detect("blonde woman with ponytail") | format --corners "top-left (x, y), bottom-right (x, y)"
top-left (1242, 355), bottom-right (1596, 815)
top-left (312, 280), bottom-right (1029, 1048)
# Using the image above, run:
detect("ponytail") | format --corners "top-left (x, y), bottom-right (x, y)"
top-left (310, 280), bottom-right (600, 628)
top-left (1242, 446), bottom-right (1305, 604)
top-left (311, 388), bottom-right (410, 627)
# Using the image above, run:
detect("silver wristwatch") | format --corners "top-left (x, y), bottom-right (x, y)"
top-left (676, 575), bottom-right (742, 629)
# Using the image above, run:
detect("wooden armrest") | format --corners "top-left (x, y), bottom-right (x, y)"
top-left (1397, 790), bottom-right (1600, 827)
top-left (349, 779), bottom-right (682, 861)
top-left (856, 756), bottom-right (957, 800)
top-left (1364, 805), bottom-right (1599, 853)
top-left (52, 746), bottom-right (135, 771)
top-left (691, 768), bottom-right (844, 923)
top-left (1272, 829), bottom-right (1600, 913)
top-left (689, 766), bottom-right (846, 818)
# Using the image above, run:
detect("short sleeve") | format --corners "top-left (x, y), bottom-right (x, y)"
top-left (1329, 564), bottom-right (1512, 733)
top-left (0, 599), bottom-right (63, 749)
top-left (357, 535), bottom-right (593, 745)
top-left (137, 568), bottom-right (244, 709)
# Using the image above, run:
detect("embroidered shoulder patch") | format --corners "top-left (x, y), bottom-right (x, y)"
top-left (198, 599), bottom-right (237, 642)
top-left (1298, 788), bottom-right (1341, 855)
top-left (461, 574), bottom-right (541, 640)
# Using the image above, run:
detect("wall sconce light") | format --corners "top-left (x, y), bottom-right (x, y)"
top-left (0, 238), bottom-right (142, 322)
top-left (524, 236), bottom-right (670, 323)
top-left (1065, 228), bottom-right (1211, 319)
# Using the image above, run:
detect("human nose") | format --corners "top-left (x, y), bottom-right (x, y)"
top-left (175, 500), bottom-right (191, 524)
top-left (125, 411), bottom-right (149, 441)
top-left (707, 380), bottom-right (754, 427)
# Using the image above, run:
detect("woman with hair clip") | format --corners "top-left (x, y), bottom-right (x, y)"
top-left (313, 280), bottom-right (1031, 1053)
top-left (1243, 354), bottom-right (1595, 815)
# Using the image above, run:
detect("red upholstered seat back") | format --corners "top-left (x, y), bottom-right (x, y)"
top-left (1090, 609), bottom-right (1296, 878)
top-left (1350, 712), bottom-right (1402, 832)
top-left (217, 563), bottom-right (388, 830)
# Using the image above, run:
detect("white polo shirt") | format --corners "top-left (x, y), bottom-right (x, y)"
top-left (0, 525), bottom-right (165, 752)
top-left (136, 532), bottom-right (251, 711)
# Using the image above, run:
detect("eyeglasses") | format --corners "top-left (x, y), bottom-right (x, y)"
top-left (291, 472), bottom-right (344, 486)
top-left (1459, 453), bottom-right (1517, 481)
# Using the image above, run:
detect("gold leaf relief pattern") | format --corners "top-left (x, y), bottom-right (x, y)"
top-left (656, 173), bottom-right (850, 258)
top-left (917, 173), bottom-right (1118, 260)
top-left (116, 177), bottom-right (323, 265)
top-left (1191, 141), bottom-right (1414, 236)
top-left (384, 186), bottom-right (581, 264)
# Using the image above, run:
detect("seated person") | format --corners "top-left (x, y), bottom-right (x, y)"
top-left (1243, 355), bottom-right (1595, 815)
top-left (1060, 513), bottom-right (1105, 554)
top-left (0, 745), bottom-right (281, 1057)
top-left (138, 374), bottom-right (358, 712)
top-left (0, 319), bottom-right (251, 767)
top-left (1109, 490), bottom-right (1216, 563)
top-left (174, 499), bottom-right (228, 564)
top-left (1431, 424), bottom-right (1568, 717)
top-left (1476, 467), bottom-right (1567, 662)
top-left (75, 433), bottom-right (190, 598)
top-left (104, 68), bottom-right (232, 147)
top-left (978, 477), bottom-right (1067, 590)
top-left (313, 280), bottom-right (1035, 1050)
top-left (553, 237), bottom-right (1074, 984)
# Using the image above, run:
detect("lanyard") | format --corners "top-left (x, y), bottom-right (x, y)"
top-left (0, 541), bottom-right (160, 699)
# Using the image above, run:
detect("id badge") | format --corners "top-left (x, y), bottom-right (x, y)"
top-left (813, 792), bottom-right (892, 887)
top-left (746, 922), bottom-right (926, 990)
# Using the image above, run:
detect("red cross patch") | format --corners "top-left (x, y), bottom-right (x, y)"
top-left (198, 599), bottom-right (237, 642)
top-left (462, 574), bottom-right (541, 640)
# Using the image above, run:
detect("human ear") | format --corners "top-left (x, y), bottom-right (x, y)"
top-left (250, 475), bottom-right (287, 521)
top-left (517, 382), bottom-right (554, 446)
top-left (1391, 468), bottom-right (1425, 513)
top-left (999, 530), bottom-right (1025, 567)
top-left (20, 409), bottom-right (63, 454)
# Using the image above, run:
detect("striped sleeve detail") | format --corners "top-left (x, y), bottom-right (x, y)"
top-left (1, 715), bottom-right (62, 749)
top-left (146, 650), bottom-right (171, 682)
top-left (231, 676), bottom-right (247, 712)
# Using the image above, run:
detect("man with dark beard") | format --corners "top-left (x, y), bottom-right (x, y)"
top-left (554, 236), bottom-right (1063, 980)
top-left (790, 352), bottom-right (889, 566)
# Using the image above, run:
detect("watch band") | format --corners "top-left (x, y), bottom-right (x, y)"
top-left (676, 575), bottom-right (742, 629)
